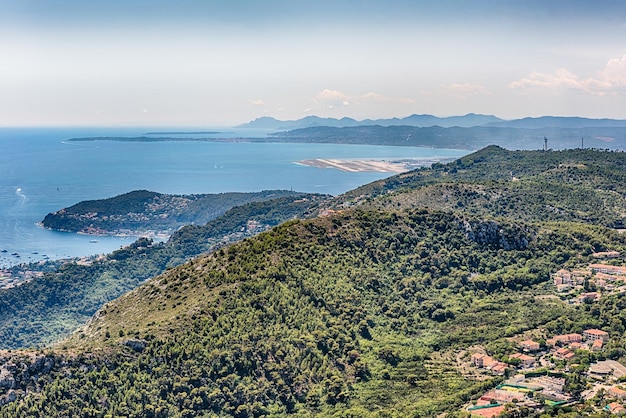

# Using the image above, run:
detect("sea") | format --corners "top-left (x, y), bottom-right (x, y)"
top-left (0, 127), bottom-right (469, 267)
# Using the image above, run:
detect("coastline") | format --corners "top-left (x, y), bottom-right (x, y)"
top-left (296, 158), bottom-right (452, 173)
top-left (296, 159), bottom-right (410, 173)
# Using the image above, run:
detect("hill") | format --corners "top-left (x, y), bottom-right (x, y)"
top-left (0, 194), bottom-right (326, 349)
top-left (487, 116), bottom-right (626, 129)
top-left (41, 189), bottom-right (301, 236)
top-left (3, 147), bottom-right (626, 416)
top-left (266, 125), bottom-right (626, 150)
top-left (2, 207), bottom-right (626, 416)
top-left (340, 146), bottom-right (626, 228)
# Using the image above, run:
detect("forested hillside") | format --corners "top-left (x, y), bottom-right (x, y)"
top-left (0, 194), bottom-right (325, 348)
top-left (2, 208), bottom-right (625, 416)
top-left (2, 147), bottom-right (626, 416)
top-left (343, 146), bottom-right (626, 228)
top-left (41, 189), bottom-right (301, 235)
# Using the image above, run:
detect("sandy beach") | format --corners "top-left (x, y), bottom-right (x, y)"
top-left (297, 159), bottom-right (410, 173)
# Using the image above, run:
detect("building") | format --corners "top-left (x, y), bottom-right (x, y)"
top-left (609, 386), bottom-right (626, 400)
top-left (570, 342), bottom-right (583, 350)
top-left (554, 269), bottom-right (591, 287)
top-left (472, 353), bottom-right (488, 368)
top-left (490, 363), bottom-right (508, 375)
top-left (589, 362), bottom-right (614, 378)
top-left (554, 347), bottom-right (575, 360)
top-left (511, 353), bottom-right (536, 368)
top-left (606, 402), bottom-right (626, 415)
top-left (583, 329), bottom-right (610, 342)
top-left (589, 264), bottom-right (626, 276)
top-left (589, 361), bottom-right (626, 379)
top-left (519, 340), bottom-right (540, 352)
top-left (579, 292), bottom-right (600, 302)
top-left (596, 272), bottom-right (623, 283)
top-left (547, 333), bottom-right (583, 346)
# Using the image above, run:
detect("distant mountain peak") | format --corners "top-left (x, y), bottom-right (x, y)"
top-left (237, 114), bottom-right (504, 130)
top-left (238, 114), bottom-right (626, 131)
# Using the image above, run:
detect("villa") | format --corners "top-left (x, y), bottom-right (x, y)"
top-left (583, 329), bottom-right (610, 342)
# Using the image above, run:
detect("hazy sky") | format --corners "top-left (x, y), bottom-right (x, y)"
top-left (1, 0), bottom-right (626, 126)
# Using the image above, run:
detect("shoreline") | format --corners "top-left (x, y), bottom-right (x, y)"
top-left (37, 222), bottom-right (170, 240)
top-left (296, 159), bottom-right (410, 173)
top-left (296, 158), bottom-right (450, 173)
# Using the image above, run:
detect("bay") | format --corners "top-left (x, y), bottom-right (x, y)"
top-left (0, 127), bottom-right (469, 267)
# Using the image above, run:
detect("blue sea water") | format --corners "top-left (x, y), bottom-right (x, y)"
top-left (0, 127), bottom-right (469, 267)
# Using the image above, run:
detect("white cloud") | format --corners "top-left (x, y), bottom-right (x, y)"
top-left (315, 89), bottom-right (352, 106)
top-left (510, 55), bottom-right (626, 95)
top-left (360, 92), bottom-right (415, 104)
top-left (314, 89), bottom-right (414, 107)
top-left (443, 83), bottom-right (492, 96)
top-left (509, 69), bottom-right (588, 90)
top-left (249, 98), bottom-right (266, 106)
top-left (420, 83), bottom-right (492, 99)
top-left (598, 55), bottom-right (626, 88)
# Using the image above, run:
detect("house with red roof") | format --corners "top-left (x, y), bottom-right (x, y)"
top-left (607, 402), bottom-right (626, 415)
top-left (609, 386), bottom-right (626, 400)
top-left (555, 347), bottom-right (575, 360)
top-left (511, 352), bottom-right (536, 368)
top-left (519, 340), bottom-right (540, 352)
top-left (584, 328), bottom-right (609, 342)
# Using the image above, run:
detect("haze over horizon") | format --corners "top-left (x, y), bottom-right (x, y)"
top-left (1, 0), bottom-right (626, 127)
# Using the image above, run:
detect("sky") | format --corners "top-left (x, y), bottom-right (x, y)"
top-left (1, 0), bottom-right (626, 127)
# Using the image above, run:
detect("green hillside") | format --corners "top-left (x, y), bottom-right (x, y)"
top-left (41, 190), bottom-right (302, 235)
top-left (2, 209), bottom-right (625, 417)
top-left (267, 125), bottom-right (626, 150)
top-left (0, 194), bottom-right (325, 349)
top-left (342, 146), bottom-right (626, 228)
top-left (2, 147), bottom-right (626, 416)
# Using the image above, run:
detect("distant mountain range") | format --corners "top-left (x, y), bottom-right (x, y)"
top-left (487, 116), bottom-right (626, 129)
top-left (238, 113), bottom-right (503, 129)
top-left (238, 114), bottom-right (626, 130)
top-left (70, 114), bottom-right (626, 151)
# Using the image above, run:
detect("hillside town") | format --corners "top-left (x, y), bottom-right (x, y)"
top-left (461, 327), bottom-right (626, 417)
top-left (460, 252), bottom-right (626, 417)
